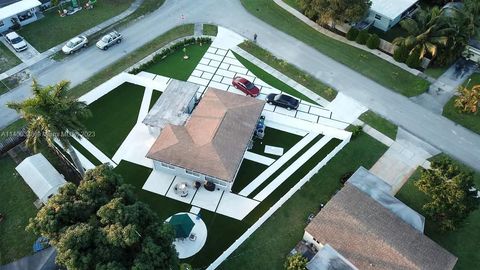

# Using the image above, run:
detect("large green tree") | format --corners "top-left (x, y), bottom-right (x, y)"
top-left (415, 158), bottom-right (479, 231)
top-left (27, 165), bottom-right (179, 270)
top-left (298, 0), bottom-right (371, 27)
top-left (7, 80), bottom-right (91, 176)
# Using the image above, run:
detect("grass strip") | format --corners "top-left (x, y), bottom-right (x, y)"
top-left (359, 110), bottom-right (398, 140)
top-left (238, 41), bottom-right (337, 101)
top-left (203, 24), bottom-right (218, 36)
top-left (233, 51), bottom-right (317, 103)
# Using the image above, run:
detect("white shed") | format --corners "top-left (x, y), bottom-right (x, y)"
top-left (368, 0), bottom-right (419, 31)
top-left (15, 153), bottom-right (67, 204)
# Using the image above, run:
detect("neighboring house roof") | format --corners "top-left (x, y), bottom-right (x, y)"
top-left (15, 153), bottom-right (66, 203)
top-left (370, 0), bottom-right (418, 20)
top-left (305, 184), bottom-right (457, 270)
top-left (147, 88), bottom-right (265, 182)
top-left (307, 244), bottom-right (357, 270)
top-left (0, 0), bottom-right (19, 8)
top-left (0, 0), bottom-right (41, 21)
top-left (143, 79), bottom-right (200, 129)
top-left (346, 167), bottom-right (425, 232)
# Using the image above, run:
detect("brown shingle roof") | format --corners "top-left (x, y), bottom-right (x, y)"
top-left (147, 88), bottom-right (265, 182)
top-left (305, 184), bottom-right (457, 270)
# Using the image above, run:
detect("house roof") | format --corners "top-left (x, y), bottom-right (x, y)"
top-left (305, 184), bottom-right (457, 270)
top-left (143, 79), bottom-right (200, 129)
top-left (307, 244), bottom-right (357, 270)
top-left (15, 153), bottom-right (66, 202)
top-left (370, 0), bottom-right (418, 20)
top-left (346, 167), bottom-right (425, 232)
top-left (147, 88), bottom-right (265, 182)
top-left (0, 0), bottom-right (41, 21)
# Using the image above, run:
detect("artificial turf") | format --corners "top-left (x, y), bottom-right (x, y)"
top-left (82, 82), bottom-right (145, 157)
top-left (144, 43), bottom-right (211, 81)
top-left (249, 127), bottom-right (303, 159)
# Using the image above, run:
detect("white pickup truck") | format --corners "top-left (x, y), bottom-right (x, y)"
top-left (96, 31), bottom-right (122, 50)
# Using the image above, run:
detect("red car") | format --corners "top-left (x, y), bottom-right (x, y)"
top-left (232, 76), bottom-right (260, 97)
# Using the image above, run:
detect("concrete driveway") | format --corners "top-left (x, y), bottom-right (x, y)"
top-left (0, 36), bottom-right (40, 63)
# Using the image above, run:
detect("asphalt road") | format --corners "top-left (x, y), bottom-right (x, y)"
top-left (1, 0), bottom-right (479, 171)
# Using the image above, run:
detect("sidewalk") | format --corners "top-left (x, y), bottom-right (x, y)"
top-left (0, 0), bottom-right (143, 81)
top-left (273, 0), bottom-right (422, 76)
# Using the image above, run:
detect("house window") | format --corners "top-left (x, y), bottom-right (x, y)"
top-left (161, 162), bottom-right (175, 170)
top-left (186, 170), bottom-right (200, 177)
top-left (375, 14), bottom-right (382, 20)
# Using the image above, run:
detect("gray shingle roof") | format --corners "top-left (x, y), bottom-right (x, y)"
top-left (305, 184), bottom-right (457, 270)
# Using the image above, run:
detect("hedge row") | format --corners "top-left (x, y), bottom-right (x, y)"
top-left (346, 28), bottom-right (380, 50)
top-left (130, 37), bottom-right (212, 74)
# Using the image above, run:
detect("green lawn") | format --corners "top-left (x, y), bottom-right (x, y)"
top-left (82, 83), bottom-right (145, 157)
top-left (233, 52), bottom-right (317, 103)
top-left (396, 156), bottom-right (480, 270)
top-left (239, 41), bottom-right (337, 101)
top-left (240, 0), bottom-right (430, 97)
top-left (203, 24), bottom-right (218, 36)
top-left (249, 127), bottom-right (303, 159)
top-left (424, 66), bottom-right (449, 79)
top-left (442, 73), bottom-right (480, 135)
top-left (144, 43), bottom-right (210, 80)
top-left (0, 119), bottom-right (26, 140)
top-left (68, 24), bottom-right (194, 99)
top-left (219, 131), bottom-right (388, 269)
top-left (18, 0), bottom-right (132, 52)
top-left (0, 42), bottom-right (21, 74)
top-left (0, 156), bottom-right (37, 265)
top-left (359, 110), bottom-right (398, 140)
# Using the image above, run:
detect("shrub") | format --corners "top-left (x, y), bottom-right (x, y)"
top-left (366, 34), bottom-right (380, 49)
top-left (393, 46), bottom-right (409, 63)
top-left (406, 49), bottom-right (422, 69)
top-left (346, 28), bottom-right (359, 41)
top-left (355, 30), bottom-right (370, 45)
top-left (350, 125), bottom-right (363, 138)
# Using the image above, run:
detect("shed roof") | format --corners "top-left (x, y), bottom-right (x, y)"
top-left (370, 0), bottom-right (418, 20)
top-left (143, 79), bottom-right (200, 129)
top-left (0, 0), bottom-right (41, 21)
top-left (15, 153), bottom-right (66, 202)
top-left (305, 184), bottom-right (457, 270)
top-left (147, 88), bottom-right (265, 182)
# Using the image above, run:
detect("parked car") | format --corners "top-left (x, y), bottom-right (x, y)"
top-left (62, 36), bottom-right (88, 54)
top-left (4, 32), bottom-right (27, 52)
top-left (266, 93), bottom-right (300, 110)
top-left (232, 76), bottom-right (260, 97)
top-left (96, 31), bottom-right (122, 50)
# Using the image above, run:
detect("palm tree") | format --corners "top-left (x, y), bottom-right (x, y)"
top-left (8, 80), bottom-right (91, 176)
top-left (393, 7), bottom-right (454, 60)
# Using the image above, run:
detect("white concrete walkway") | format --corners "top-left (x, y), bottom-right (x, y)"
top-left (166, 212), bottom-right (207, 259)
top-left (254, 136), bottom-right (332, 201)
top-left (244, 151), bottom-right (276, 166)
top-left (239, 132), bottom-right (319, 197)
